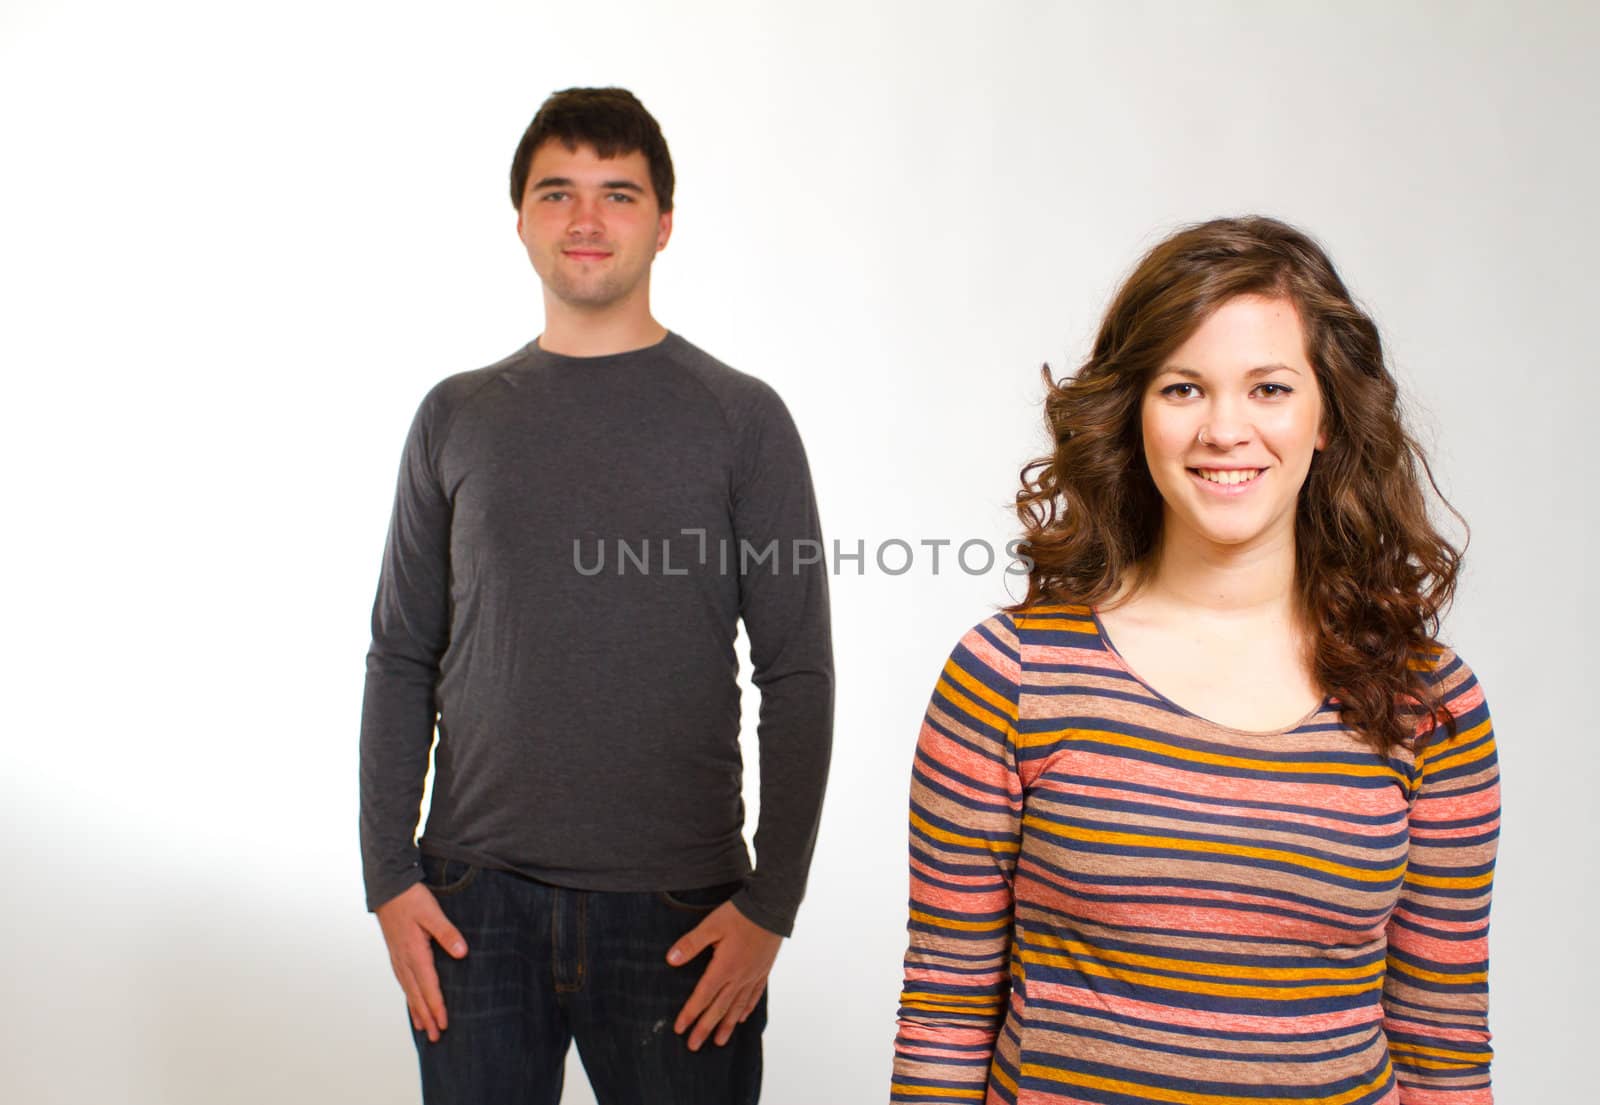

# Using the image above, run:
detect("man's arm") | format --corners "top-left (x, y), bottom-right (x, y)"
top-left (359, 387), bottom-right (467, 1041)
top-left (668, 379), bottom-right (834, 1048)
top-left (727, 382), bottom-right (834, 935)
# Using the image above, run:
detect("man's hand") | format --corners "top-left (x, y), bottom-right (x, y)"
top-left (665, 900), bottom-right (782, 1050)
top-left (375, 882), bottom-right (469, 1043)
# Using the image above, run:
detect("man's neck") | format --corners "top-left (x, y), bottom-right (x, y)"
top-left (538, 298), bottom-right (668, 358)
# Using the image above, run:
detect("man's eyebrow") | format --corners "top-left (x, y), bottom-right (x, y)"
top-left (1159, 363), bottom-right (1304, 379)
top-left (529, 176), bottom-right (646, 193)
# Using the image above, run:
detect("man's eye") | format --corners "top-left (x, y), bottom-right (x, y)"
top-left (540, 192), bottom-right (568, 201)
top-left (607, 193), bottom-right (635, 203)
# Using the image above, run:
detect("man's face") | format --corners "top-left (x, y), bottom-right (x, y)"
top-left (516, 141), bottom-right (672, 312)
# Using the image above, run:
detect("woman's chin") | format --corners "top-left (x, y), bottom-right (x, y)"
top-left (1167, 510), bottom-right (1286, 552)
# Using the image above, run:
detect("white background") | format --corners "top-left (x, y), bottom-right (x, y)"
top-left (3, 1), bottom-right (1594, 1101)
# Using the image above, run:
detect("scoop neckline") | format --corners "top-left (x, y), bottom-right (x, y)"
top-left (1089, 607), bottom-right (1333, 738)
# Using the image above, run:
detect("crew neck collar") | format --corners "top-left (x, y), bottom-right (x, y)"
top-left (526, 331), bottom-right (678, 366)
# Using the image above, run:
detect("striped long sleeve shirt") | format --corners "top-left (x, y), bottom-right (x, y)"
top-left (894, 606), bottom-right (1498, 1104)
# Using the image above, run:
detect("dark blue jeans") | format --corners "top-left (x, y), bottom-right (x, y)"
top-left (411, 854), bottom-right (764, 1105)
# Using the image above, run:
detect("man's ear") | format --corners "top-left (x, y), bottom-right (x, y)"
top-left (656, 210), bottom-right (673, 253)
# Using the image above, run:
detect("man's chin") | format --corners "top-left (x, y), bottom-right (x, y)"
top-left (548, 279), bottom-right (627, 311)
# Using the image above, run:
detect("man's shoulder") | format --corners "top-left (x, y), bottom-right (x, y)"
top-left (401, 345), bottom-right (539, 443)
top-left (422, 344), bottom-right (537, 411)
top-left (657, 333), bottom-right (788, 424)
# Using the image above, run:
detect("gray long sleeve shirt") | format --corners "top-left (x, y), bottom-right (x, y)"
top-left (359, 332), bottom-right (833, 936)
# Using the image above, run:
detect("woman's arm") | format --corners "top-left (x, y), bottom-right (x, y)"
top-left (892, 614), bottom-right (1025, 1101)
top-left (1383, 648), bottom-right (1500, 1103)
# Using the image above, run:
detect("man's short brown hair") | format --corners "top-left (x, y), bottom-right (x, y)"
top-left (509, 87), bottom-right (675, 212)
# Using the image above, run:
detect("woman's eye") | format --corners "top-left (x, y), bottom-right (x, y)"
top-left (1161, 383), bottom-right (1198, 399)
top-left (1256, 383), bottom-right (1293, 398)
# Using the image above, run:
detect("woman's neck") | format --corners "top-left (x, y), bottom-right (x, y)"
top-left (1133, 522), bottom-right (1299, 621)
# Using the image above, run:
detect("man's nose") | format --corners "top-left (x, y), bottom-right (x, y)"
top-left (566, 196), bottom-right (603, 236)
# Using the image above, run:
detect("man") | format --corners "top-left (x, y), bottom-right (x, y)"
top-left (360, 87), bottom-right (833, 1105)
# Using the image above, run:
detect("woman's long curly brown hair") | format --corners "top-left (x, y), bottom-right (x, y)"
top-left (1012, 216), bottom-right (1464, 753)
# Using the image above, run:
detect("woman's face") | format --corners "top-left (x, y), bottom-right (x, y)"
top-left (1140, 294), bottom-right (1326, 554)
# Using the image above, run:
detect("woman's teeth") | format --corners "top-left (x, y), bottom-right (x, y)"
top-left (1195, 468), bottom-right (1262, 485)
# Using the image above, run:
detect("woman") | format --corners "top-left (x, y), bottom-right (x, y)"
top-left (892, 217), bottom-right (1498, 1104)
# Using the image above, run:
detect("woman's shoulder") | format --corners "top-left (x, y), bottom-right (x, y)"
top-left (944, 611), bottom-right (1024, 680)
top-left (999, 602), bottom-right (1107, 649)
top-left (1411, 642), bottom-right (1490, 719)
top-left (1403, 643), bottom-right (1497, 772)
top-left (941, 603), bottom-right (1116, 691)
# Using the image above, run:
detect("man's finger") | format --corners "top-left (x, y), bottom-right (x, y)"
top-left (673, 965), bottom-right (728, 1036)
top-left (688, 987), bottom-right (736, 1051)
top-left (409, 995), bottom-right (436, 1041)
top-left (418, 969), bottom-right (449, 1034)
top-left (712, 986), bottom-right (747, 1046)
top-left (736, 983), bottom-right (764, 1024)
top-left (666, 913), bottom-right (719, 967)
top-left (400, 964), bottom-right (441, 1042)
top-left (407, 940), bottom-right (450, 1034)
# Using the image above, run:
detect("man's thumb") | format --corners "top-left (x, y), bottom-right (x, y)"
top-left (424, 911), bottom-right (468, 958)
top-left (666, 917), bottom-right (717, 967)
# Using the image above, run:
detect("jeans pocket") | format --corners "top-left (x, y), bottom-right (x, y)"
top-left (657, 880), bottom-right (744, 912)
top-left (419, 854), bottom-right (480, 897)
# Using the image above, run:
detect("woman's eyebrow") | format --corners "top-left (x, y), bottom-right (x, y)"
top-left (1158, 363), bottom-right (1303, 378)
